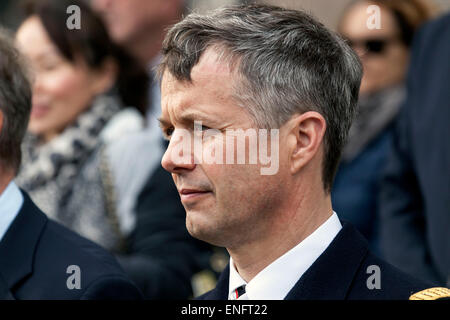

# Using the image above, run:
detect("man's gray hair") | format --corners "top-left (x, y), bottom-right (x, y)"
top-left (159, 4), bottom-right (362, 192)
top-left (0, 29), bottom-right (32, 174)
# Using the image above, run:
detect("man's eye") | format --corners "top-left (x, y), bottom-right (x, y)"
top-left (194, 124), bottom-right (211, 134)
top-left (164, 127), bottom-right (174, 139)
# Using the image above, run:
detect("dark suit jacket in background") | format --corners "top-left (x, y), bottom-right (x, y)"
top-left (199, 222), bottom-right (431, 300)
top-left (0, 191), bottom-right (142, 300)
top-left (379, 13), bottom-right (450, 286)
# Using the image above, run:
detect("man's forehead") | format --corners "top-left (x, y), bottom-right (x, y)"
top-left (161, 48), bottom-right (234, 105)
top-left (162, 48), bottom-right (233, 85)
top-left (191, 47), bottom-right (234, 80)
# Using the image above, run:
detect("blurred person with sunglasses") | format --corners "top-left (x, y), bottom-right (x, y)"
top-left (332, 0), bottom-right (436, 255)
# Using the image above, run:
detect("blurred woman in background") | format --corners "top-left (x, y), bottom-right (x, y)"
top-left (14, 0), bottom-right (149, 251)
top-left (333, 0), bottom-right (436, 254)
top-left (14, 0), bottom-right (218, 299)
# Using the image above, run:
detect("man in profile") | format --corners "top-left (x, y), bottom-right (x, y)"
top-left (157, 4), bottom-right (446, 300)
top-left (0, 31), bottom-right (142, 300)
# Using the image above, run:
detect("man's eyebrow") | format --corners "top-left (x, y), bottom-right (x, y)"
top-left (158, 110), bottom-right (217, 128)
top-left (157, 118), bottom-right (171, 128)
top-left (178, 110), bottom-right (216, 124)
top-left (158, 110), bottom-right (216, 127)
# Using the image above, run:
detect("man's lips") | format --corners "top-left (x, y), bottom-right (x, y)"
top-left (178, 188), bottom-right (212, 202)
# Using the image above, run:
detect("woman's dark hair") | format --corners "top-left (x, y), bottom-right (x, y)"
top-left (21, 0), bottom-right (149, 115)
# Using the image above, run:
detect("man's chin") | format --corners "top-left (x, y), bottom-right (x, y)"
top-left (185, 215), bottom-right (226, 247)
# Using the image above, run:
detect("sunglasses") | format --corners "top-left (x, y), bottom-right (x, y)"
top-left (345, 37), bottom-right (399, 55)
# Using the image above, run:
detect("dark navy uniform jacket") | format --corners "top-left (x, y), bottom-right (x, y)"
top-left (198, 222), bottom-right (431, 300)
top-left (0, 191), bottom-right (143, 300)
top-left (379, 13), bottom-right (450, 286)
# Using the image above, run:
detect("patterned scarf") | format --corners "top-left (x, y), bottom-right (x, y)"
top-left (16, 95), bottom-right (121, 219)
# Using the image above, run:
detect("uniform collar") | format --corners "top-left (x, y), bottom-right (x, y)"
top-left (0, 181), bottom-right (23, 242)
top-left (201, 221), bottom-right (369, 300)
top-left (228, 212), bottom-right (342, 300)
top-left (285, 221), bottom-right (369, 300)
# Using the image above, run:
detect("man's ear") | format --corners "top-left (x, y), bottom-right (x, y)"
top-left (286, 111), bottom-right (327, 175)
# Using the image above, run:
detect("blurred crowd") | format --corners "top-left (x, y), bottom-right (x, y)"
top-left (0, 0), bottom-right (448, 298)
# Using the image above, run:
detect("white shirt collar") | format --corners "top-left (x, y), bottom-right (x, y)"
top-left (228, 212), bottom-right (342, 300)
top-left (0, 181), bottom-right (24, 242)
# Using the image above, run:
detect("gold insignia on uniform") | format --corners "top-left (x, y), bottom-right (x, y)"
top-left (409, 287), bottom-right (450, 300)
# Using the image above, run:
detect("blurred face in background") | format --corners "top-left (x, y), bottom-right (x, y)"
top-left (92, 0), bottom-right (181, 47)
top-left (339, 1), bottom-right (409, 95)
top-left (16, 16), bottom-right (115, 142)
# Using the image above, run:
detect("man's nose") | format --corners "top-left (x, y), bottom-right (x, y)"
top-left (161, 129), bottom-right (196, 174)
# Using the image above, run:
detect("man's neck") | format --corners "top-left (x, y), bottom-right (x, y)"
top-left (228, 186), bottom-right (333, 283)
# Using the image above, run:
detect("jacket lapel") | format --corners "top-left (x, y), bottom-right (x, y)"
top-left (200, 222), bottom-right (369, 300)
top-left (0, 272), bottom-right (15, 300)
top-left (285, 222), bottom-right (369, 300)
top-left (0, 191), bottom-right (47, 299)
